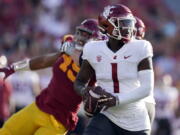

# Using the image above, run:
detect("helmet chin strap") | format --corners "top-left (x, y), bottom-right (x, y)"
top-left (107, 33), bottom-right (131, 44)
top-left (107, 33), bottom-right (122, 40)
top-left (108, 28), bottom-right (133, 42)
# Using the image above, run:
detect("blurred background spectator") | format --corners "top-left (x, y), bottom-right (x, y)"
top-left (153, 74), bottom-right (179, 135)
top-left (0, 55), bottom-right (12, 127)
top-left (7, 69), bottom-right (41, 113)
top-left (0, 0), bottom-right (180, 135)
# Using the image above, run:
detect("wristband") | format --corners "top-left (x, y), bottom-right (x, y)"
top-left (12, 59), bottom-right (30, 71)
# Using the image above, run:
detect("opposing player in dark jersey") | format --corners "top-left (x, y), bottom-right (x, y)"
top-left (0, 18), bottom-right (100, 135)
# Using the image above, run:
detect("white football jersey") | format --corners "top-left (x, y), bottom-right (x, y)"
top-left (82, 39), bottom-right (153, 131)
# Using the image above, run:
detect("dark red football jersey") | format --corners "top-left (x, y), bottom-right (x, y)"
top-left (36, 54), bottom-right (82, 130)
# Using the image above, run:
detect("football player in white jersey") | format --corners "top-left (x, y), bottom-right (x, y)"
top-left (74, 4), bottom-right (154, 135)
top-left (134, 16), bottom-right (156, 127)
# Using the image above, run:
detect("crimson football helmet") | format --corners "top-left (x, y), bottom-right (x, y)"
top-left (134, 16), bottom-right (145, 39)
top-left (74, 18), bottom-right (99, 50)
top-left (98, 4), bottom-right (135, 42)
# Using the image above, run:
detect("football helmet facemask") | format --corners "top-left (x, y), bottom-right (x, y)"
top-left (98, 4), bottom-right (135, 42)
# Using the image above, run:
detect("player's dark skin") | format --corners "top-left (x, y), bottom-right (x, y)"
top-left (74, 37), bottom-right (153, 96)
top-left (28, 50), bottom-right (81, 70)
top-left (29, 53), bottom-right (61, 70)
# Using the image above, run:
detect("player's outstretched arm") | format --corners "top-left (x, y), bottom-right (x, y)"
top-left (29, 52), bottom-right (61, 70)
top-left (0, 52), bottom-right (61, 80)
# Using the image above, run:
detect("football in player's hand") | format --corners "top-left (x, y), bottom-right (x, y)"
top-left (83, 86), bottom-right (117, 117)
top-left (83, 86), bottom-right (105, 117)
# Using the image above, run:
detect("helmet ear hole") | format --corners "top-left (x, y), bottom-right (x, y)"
top-left (102, 24), bottom-right (108, 28)
top-left (99, 24), bottom-right (108, 34)
top-left (102, 24), bottom-right (109, 31)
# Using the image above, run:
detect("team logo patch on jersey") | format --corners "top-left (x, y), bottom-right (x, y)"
top-left (113, 55), bottom-right (117, 59)
top-left (96, 55), bottom-right (102, 62)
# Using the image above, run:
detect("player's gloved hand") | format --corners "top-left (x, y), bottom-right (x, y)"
top-left (0, 65), bottom-right (15, 80)
top-left (83, 86), bottom-right (105, 117)
top-left (97, 91), bottom-right (118, 109)
top-left (60, 41), bottom-right (75, 55)
top-left (83, 86), bottom-right (118, 117)
top-left (88, 86), bottom-right (118, 109)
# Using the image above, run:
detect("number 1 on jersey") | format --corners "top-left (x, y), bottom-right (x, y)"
top-left (111, 63), bottom-right (120, 93)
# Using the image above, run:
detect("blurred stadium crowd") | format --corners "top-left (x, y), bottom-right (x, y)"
top-left (0, 0), bottom-right (180, 135)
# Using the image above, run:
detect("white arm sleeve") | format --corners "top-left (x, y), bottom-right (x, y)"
top-left (117, 70), bottom-right (154, 105)
top-left (82, 45), bottom-right (89, 60)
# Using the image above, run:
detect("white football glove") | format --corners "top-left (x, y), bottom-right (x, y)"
top-left (60, 41), bottom-right (75, 55)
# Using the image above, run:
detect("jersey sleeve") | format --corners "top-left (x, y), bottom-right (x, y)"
top-left (139, 41), bottom-right (153, 62)
top-left (82, 42), bottom-right (92, 61)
